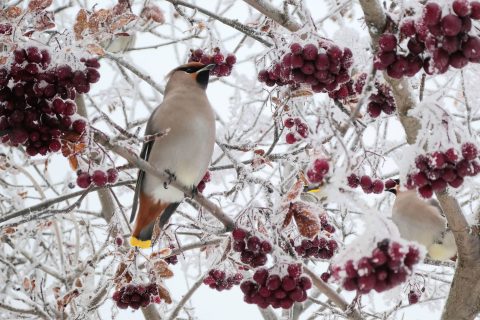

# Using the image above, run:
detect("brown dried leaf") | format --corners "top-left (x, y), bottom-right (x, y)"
top-left (23, 277), bottom-right (31, 291)
top-left (74, 9), bottom-right (88, 40)
top-left (109, 14), bottom-right (137, 32)
top-left (0, 56), bottom-right (7, 65)
top-left (89, 9), bottom-right (112, 33)
top-left (157, 283), bottom-right (172, 304)
top-left (291, 202), bottom-right (321, 238)
top-left (35, 11), bottom-right (55, 31)
top-left (57, 289), bottom-right (79, 311)
top-left (6, 6), bottom-right (23, 18)
top-left (141, 5), bottom-right (165, 24)
top-left (153, 260), bottom-right (174, 279)
top-left (2, 227), bottom-right (16, 234)
top-left (86, 43), bottom-right (105, 56)
top-left (28, 0), bottom-right (52, 11)
top-left (68, 155), bottom-right (78, 171)
top-left (285, 180), bottom-right (304, 202)
top-left (74, 278), bottom-right (83, 288)
top-left (150, 247), bottom-right (172, 259)
top-left (283, 203), bottom-right (294, 228)
top-left (290, 89), bottom-right (313, 98)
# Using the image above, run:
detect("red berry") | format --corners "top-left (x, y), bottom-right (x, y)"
top-left (400, 19), bottom-right (416, 36)
top-left (408, 291), bottom-right (420, 304)
top-left (107, 168), bottom-right (118, 183)
top-left (302, 44), bottom-right (318, 61)
top-left (49, 140), bottom-right (61, 152)
top-left (226, 54), bottom-right (236, 65)
top-left (285, 133), bottom-right (297, 144)
top-left (441, 14), bottom-right (462, 36)
top-left (313, 159), bottom-right (329, 174)
top-left (347, 173), bottom-right (360, 188)
top-left (461, 142), bottom-right (478, 160)
top-left (232, 228), bottom-right (247, 240)
top-left (290, 43), bottom-right (303, 55)
top-left (418, 184), bottom-right (433, 198)
top-left (360, 175), bottom-right (373, 190)
top-left (453, 0), bottom-right (470, 17)
top-left (72, 119), bottom-right (87, 134)
top-left (372, 179), bottom-right (384, 194)
top-left (76, 172), bottom-right (91, 188)
top-left (423, 2), bottom-right (442, 26)
top-left (378, 34), bottom-right (397, 52)
top-left (92, 170), bottom-right (108, 187)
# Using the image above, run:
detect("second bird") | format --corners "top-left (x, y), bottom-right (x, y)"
top-left (130, 62), bottom-right (216, 248)
top-left (388, 185), bottom-right (457, 261)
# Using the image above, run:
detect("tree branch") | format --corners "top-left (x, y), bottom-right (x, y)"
top-left (93, 130), bottom-right (235, 231)
top-left (303, 266), bottom-right (361, 320)
top-left (167, 274), bottom-right (204, 320)
top-left (243, 0), bottom-right (302, 32)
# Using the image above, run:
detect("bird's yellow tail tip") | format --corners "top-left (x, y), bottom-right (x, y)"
top-left (130, 236), bottom-right (151, 249)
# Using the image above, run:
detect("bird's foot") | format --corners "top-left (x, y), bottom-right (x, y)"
top-left (163, 170), bottom-right (176, 189)
top-left (188, 186), bottom-right (198, 198)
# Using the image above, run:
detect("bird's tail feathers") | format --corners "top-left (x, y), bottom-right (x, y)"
top-left (130, 222), bottom-right (155, 249)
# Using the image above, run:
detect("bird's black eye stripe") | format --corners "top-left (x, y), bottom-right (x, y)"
top-left (178, 66), bottom-right (202, 73)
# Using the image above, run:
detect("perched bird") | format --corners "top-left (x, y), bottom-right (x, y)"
top-left (130, 62), bottom-right (216, 248)
top-left (387, 183), bottom-right (457, 261)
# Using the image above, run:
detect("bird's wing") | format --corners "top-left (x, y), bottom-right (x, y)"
top-left (428, 198), bottom-right (445, 217)
top-left (130, 140), bottom-right (154, 223)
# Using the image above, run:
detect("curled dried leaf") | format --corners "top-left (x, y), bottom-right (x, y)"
top-left (68, 155), bottom-right (78, 171)
top-left (23, 277), bottom-right (31, 291)
top-left (285, 180), bottom-right (304, 202)
top-left (141, 5), bottom-right (165, 24)
top-left (86, 43), bottom-right (105, 56)
top-left (6, 6), bottom-right (23, 18)
top-left (74, 9), bottom-right (88, 40)
top-left (89, 9), bottom-right (112, 33)
top-left (150, 247), bottom-right (172, 259)
top-left (153, 260), bottom-right (174, 279)
top-left (109, 14), bottom-right (137, 31)
top-left (291, 202), bottom-right (321, 238)
top-left (28, 0), bottom-right (52, 11)
top-left (56, 289), bottom-right (79, 311)
top-left (157, 283), bottom-right (172, 304)
top-left (35, 11), bottom-right (55, 31)
top-left (2, 227), bottom-right (16, 235)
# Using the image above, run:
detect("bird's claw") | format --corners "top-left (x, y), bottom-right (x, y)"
top-left (163, 170), bottom-right (176, 189)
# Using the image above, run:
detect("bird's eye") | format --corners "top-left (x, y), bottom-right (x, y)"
top-left (184, 68), bottom-right (195, 73)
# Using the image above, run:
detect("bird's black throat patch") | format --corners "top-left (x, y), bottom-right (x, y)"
top-left (196, 70), bottom-right (210, 89)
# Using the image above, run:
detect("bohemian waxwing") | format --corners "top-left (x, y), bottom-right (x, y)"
top-left (387, 183), bottom-right (457, 261)
top-left (129, 62), bottom-right (216, 248)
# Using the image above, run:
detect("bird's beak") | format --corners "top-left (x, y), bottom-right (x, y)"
top-left (198, 64), bottom-right (216, 73)
top-left (386, 188), bottom-right (396, 194)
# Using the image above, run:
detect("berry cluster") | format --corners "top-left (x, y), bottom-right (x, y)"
top-left (375, 1), bottom-right (480, 77)
top-left (197, 171), bottom-right (211, 193)
top-left (112, 283), bottom-right (161, 310)
top-left (366, 83), bottom-right (396, 118)
top-left (232, 228), bottom-right (272, 268)
top-left (0, 46), bottom-right (99, 156)
top-left (240, 264), bottom-right (311, 309)
top-left (76, 168), bottom-right (118, 189)
top-left (405, 143), bottom-right (479, 198)
top-left (203, 269), bottom-right (243, 291)
top-left (306, 158), bottom-right (330, 184)
top-left (257, 41), bottom-right (354, 97)
top-left (293, 235), bottom-right (338, 260)
top-left (330, 239), bottom-right (421, 294)
top-left (188, 48), bottom-right (236, 77)
top-left (347, 174), bottom-right (388, 194)
top-left (284, 117), bottom-right (308, 144)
